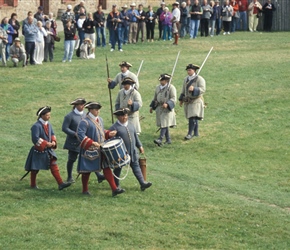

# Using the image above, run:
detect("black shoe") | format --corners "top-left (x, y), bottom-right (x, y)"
top-left (30, 185), bottom-right (39, 189)
top-left (141, 182), bottom-right (152, 191)
top-left (97, 175), bottom-right (106, 183)
top-left (154, 139), bottom-right (162, 147)
top-left (112, 188), bottom-right (125, 197)
top-left (67, 177), bottom-right (75, 183)
top-left (184, 134), bottom-right (193, 140)
top-left (58, 182), bottom-right (71, 190)
top-left (82, 191), bottom-right (91, 196)
top-left (164, 140), bottom-right (171, 144)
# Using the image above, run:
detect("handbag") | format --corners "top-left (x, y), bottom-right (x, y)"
top-left (234, 11), bottom-right (240, 18)
top-left (256, 11), bottom-right (262, 18)
top-left (54, 35), bottom-right (61, 42)
top-left (73, 34), bottom-right (78, 40)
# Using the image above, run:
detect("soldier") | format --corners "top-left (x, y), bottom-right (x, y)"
top-left (115, 77), bottom-right (142, 134)
top-left (179, 64), bottom-right (206, 140)
top-left (108, 61), bottom-right (139, 90)
top-left (24, 106), bottom-right (71, 190)
top-left (150, 74), bottom-right (177, 146)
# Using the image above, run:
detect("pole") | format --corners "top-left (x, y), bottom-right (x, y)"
top-left (106, 55), bottom-right (114, 124)
top-left (169, 50), bottom-right (180, 85)
top-left (197, 47), bottom-right (213, 75)
top-left (136, 60), bottom-right (144, 78)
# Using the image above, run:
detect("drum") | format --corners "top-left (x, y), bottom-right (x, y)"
top-left (101, 137), bottom-right (131, 168)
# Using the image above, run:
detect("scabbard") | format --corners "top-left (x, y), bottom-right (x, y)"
top-left (19, 171), bottom-right (30, 181)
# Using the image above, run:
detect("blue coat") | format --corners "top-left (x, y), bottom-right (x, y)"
top-left (24, 120), bottom-right (57, 171)
top-left (77, 115), bottom-right (107, 173)
top-left (109, 122), bottom-right (142, 163)
top-left (1, 24), bottom-right (15, 44)
top-left (62, 110), bottom-right (85, 152)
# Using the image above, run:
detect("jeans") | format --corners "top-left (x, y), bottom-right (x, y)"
top-left (216, 18), bottom-right (222, 35)
top-left (180, 21), bottom-right (187, 37)
top-left (96, 26), bottom-right (106, 47)
top-left (190, 19), bottom-right (200, 38)
top-left (78, 30), bottom-right (85, 47)
top-left (63, 40), bottom-right (75, 61)
top-left (239, 11), bottom-right (247, 31)
top-left (121, 26), bottom-right (129, 44)
top-left (25, 41), bottom-right (36, 64)
top-left (231, 17), bottom-right (239, 32)
top-left (162, 25), bottom-right (172, 40)
top-left (110, 28), bottom-right (122, 50)
top-left (209, 20), bottom-right (216, 36)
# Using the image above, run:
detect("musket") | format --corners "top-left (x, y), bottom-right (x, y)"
top-left (136, 60), bottom-right (144, 78)
top-left (106, 55), bottom-right (114, 124)
top-left (197, 47), bottom-right (213, 76)
top-left (169, 50), bottom-right (181, 85)
top-left (19, 171), bottom-right (30, 181)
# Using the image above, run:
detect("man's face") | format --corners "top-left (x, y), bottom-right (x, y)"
top-left (160, 79), bottom-right (167, 86)
top-left (117, 114), bottom-right (128, 124)
top-left (123, 84), bottom-right (131, 90)
top-left (121, 66), bottom-right (128, 73)
top-left (187, 69), bottom-right (196, 76)
top-left (76, 104), bottom-right (85, 112)
top-left (28, 16), bottom-right (33, 24)
top-left (90, 108), bottom-right (100, 117)
top-left (41, 112), bottom-right (51, 121)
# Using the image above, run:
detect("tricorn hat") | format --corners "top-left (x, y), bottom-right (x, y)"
top-left (121, 77), bottom-right (136, 85)
top-left (158, 73), bottom-right (171, 81)
top-left (186, 63), bottom-right (200, 70)
top-left (85, 101), bottom-right (102, 110)
top-left (119, 61), bottom-right (132, 68)
top-left (70, 98), bottom-right (86, 105)
top-left (114, 108), bottom-right (131, 116)
top-left (36, 106), bottom-right (51, 116)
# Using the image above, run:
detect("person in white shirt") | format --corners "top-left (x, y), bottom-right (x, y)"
top-left (171, 2), bottom-right (181, 45)
top-left (34, 21), bottom-right (47, 64)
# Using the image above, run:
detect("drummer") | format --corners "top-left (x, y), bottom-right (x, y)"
top-left (76, 101), bottom-right (125, 196)
top-left (109, 108), bottom-right (152, 191)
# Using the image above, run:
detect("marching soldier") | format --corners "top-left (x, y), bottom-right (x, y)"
top-left (150, 74), bottom-right (176, 146)
top-left (115, 77), bottom-right (142, 134)
top-left (179, 63), bottom-right (206, 140)
top-left (108, 61), bottom-right (139, 90)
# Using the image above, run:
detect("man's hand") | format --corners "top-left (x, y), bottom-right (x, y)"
top-left (179, 101), bottom-right (183, 107)
top-left (139, 147), bottom-right (144, 154)
top-left (188, 85), bottom-right (194, 92)
top-left (109, 130), bottom-right (117, 138)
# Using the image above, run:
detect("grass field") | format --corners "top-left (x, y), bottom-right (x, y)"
top-left (0, 31), bottom-right (290, 249)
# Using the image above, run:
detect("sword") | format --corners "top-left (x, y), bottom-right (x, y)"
top-left (19, 171), bottom-right (30, 181)
top-left (136, 60), bottom-right (144, 78)
top-left (169, 50), bottom-right (180, 85)
top-left (197, 47), bottom-right (213, 76)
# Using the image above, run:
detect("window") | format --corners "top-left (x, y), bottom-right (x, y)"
top-left (0, 0), bottom-right (18, 7)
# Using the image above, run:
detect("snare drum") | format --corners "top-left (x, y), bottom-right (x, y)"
top-left (101, 137), bottom-right (131, 168)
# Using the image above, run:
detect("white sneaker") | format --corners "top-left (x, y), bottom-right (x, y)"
top-left (62, 60), bottom-right (66, 63)
top-left (227, 32), bottom-right (230, 35)
top-left (68, 60), bottom-right (72, 62)
top-left (119, 49), bottom-right (123, 52)
top-left (223, 32), bottom-right (226, 35)
top-left (110, 48), bottom-right (114, 52)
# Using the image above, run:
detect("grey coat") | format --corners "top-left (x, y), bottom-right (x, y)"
top-left (115, 88), bottom-right (142, 133)
top-left (109, 71), bottom-right (140, 90)
top-left (62, 110), bottom-right (85, 152)
top-left (179, 75), bottom-right (206, 120)
top-left (150, 84), bottom-right (176, 128)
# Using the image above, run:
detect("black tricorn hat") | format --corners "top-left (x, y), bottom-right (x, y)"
top-left (119, 61), bottom-right (132, 68)
top-left (121, 77), bottom-right (136, 85)
top-left (36, 106), bottom-right (51, 116)
top-left (85, 101), bottom-right (102, 110)
top-left (70, 98), bottom-right (86, 105)
top-left (158, 73), bottom-right (171, 81)
top-left (186, 63), bottom-right (200, 70)
top-left (114, 108), bottom-right (130, 116)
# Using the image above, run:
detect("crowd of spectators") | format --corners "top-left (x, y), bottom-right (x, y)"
top-left (0, 0), bottom-right (277, 67)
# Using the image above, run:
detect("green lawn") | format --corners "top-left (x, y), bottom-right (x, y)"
top-left (0, 31), bottom-right (290, 249)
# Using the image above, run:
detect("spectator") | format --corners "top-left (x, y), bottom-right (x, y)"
top-left (215, 0), bottom-right (222, 35)
top-left (127, 3), bottom-right (140, 44)
top-left (94, 5), bottom-right (106, 47)
top-left (160, 7), bottom-right (172, 41)
top-left (209, 0), bottom-right (216, 37)
top-left (1, 17), bottom-right (15, 62)
top-left (231, 0), bottom-right (239, 32)
top-left (62, 20), bottom-right (76, 62)
top-left (200, 0), bottom-right (213, 37)
top-left (34, 6), bottom-right (46, 26)
top-left (0, 26), bottom-right (8, 66)
top-left (186, 0), bottom-right (192, 34)
top-left (171, 2), bottom-right (181, 45)
top-left (262, 0), bottom-right (276, 32)
top-left (9, 13), bottom-right (20, 41)
top-left (107, 4), bottom-right (123, 52)
top-left (189, 0), bottom-right (203, 39)
top-left (137, 4), bottom-right (146, 43)
top-left (46, 13), bottom-right (57, 36)
top-left (180, 2), bottom-right (189, 38)
top-left (248, 0), bottom-right (262, 32)
top-left (23, 16), bottom-right (38, 65)
top-left (80, 37), bottom-right (94, 59)
top-left (61, 5), bottom-right (76, 28)
top-left (22, 11), bottom-right (37, 37)
top-left (9, 37), bottom-right (27, 67)
top-left (120, 5), bottom-right (130, 45)
top-left (156, 2), bottom-right (166, 40)
top-left (44, 20), bottom-right (55, 62)
top-left (83, 12), bottom-right (96, 55)
top-left (73, 0), bottom-right (86, 20)
top-left (34, 21), bottom-right (47, 64)
top-left (76, 9), bottom-right (86, 47)
top-left (145, 5), bottom-right (157, 42)
top-left (238, 0), bottom-right (248, 31)
top-left (221, 0), bottom-right (233, 35)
